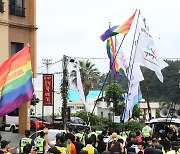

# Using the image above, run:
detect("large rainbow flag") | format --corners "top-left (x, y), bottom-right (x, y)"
top-left (106, 37), bottom-right (121, 79)
top-left (0, 46), bottom-right (34, 116)
top-left (100, 10), bottom-right (136, 41)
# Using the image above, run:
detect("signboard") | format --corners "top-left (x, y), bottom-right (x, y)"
top-left (43, 74), bottom-right (54, 106)
top-left (113, 116), bottom-right (120, 123)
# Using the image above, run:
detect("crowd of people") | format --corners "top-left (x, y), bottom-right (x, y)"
top-left (0, 123), bottom-right (180, 154)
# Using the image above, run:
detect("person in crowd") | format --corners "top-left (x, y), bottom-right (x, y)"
top-left (65, 133), bottom-right (77, 154)
top-left (136, 131), bottom-right (142, 143)
top-left (55, 133), bottom-right (67, 153)
top-left (145, 137), bottom-right (152, 148)
top-left (22, 144), bottom-right (36, 154)
top-left (82, 137), bottom-right (98, 154)
top-left (88, 128), bottom-right (98, 139)
top-left (36, 131), bottom-right (47, 154)
top-left (48, 147), bottom-right (61, 154)
top-left (75, 129), bottom-right (84, 143)
top-left (142, 123), bottom-right (151, 143)
top-left (162, 139), bottom-right (171, 153)
top-left (73, 136), bottom-right (84, 154)
top-left (159, 132), bottom-right (169, 148)
top-left (90, 134), bottom-right (97, 148)
top-left (166, 141), bottom-right (179, 154)
top-left (84, 128), bottom-right (89, 145)
top-left (102, 130), bottom-right (109, 144)
top-left (97, 134), bottom-right (106, 153)
top-left (106, 132), bottom-right (124, 154)
top-left (43, 127), bottom-right (50, 150)
top-left (0, 140), bottom-right (11, 154)
top-left (137, 142), bottom-right (146, 154)
top-left (126, 132), bottom-right (139, 153)
top-left (115, 128), bottom-right (126, 147)
top-left (19, 130), bottom-right (35, 153)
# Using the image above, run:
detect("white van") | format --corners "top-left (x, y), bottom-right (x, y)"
top-left (3, 109), bottom-right (19, 133)
top-left (149, 117), bottom-right (180, 134)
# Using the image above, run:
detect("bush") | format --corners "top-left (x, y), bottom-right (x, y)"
top-left (121, 120), bottom-right (145, 132)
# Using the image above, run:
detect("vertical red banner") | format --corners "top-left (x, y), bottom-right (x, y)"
top-left (43, 74), bottom-right (54, 106)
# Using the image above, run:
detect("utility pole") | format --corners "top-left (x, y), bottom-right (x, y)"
top-left (42, 59), bottom-right (52, 73)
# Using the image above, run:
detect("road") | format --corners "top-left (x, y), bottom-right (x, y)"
top-left (0, 131), bottom-right (24, 153)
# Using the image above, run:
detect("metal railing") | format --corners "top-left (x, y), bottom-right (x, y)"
top-left (0, 1), bottom-right (4, 13)
top-left (9, 5), bottom-right (25, 17)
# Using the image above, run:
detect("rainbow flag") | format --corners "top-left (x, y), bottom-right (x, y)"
top-left (0, 46), bottom-right (34, 116)
top-left (100, 11), bottom-right (136, 41)
top-left (106, 37), bottom-right (121, 79)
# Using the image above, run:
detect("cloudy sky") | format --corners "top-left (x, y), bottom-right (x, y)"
top-left (35, 0), bottom-right (180, 87)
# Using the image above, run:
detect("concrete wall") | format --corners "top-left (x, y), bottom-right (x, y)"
top-left (0, 0), bottom-right (37, 133)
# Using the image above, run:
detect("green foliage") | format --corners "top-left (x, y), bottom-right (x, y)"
top-left (104, 83), bottom-right (124, 115)
top-left (121, 120), bottom-right (145, 132)
top-left (60, 56), bottom-right (69, 124)
top-left (72, 110), bottom-right (110, 130)
top-left (70, 60), bottom-right (100, 99)
top-left (99, 60), bottom-right (180, 106)
top-left (132, 104), bottom-right (142, 119)
top-left (140, 60), bottom-right (180, 103)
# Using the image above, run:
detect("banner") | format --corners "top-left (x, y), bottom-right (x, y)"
top-left (43, 74), bottom-right (54, 106)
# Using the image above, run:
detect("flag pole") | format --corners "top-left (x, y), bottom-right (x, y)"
top-left (121, 10), bottom-right (141, 122)
top-left (87, 34), bottom-right (127, 126)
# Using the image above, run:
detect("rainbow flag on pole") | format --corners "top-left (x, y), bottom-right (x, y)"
top-left (106, 37), bottom-right (121, 79)
top-left (0, 46), bottom-right (34, 116)
top-left (100, 10), bottom-right (136, 41)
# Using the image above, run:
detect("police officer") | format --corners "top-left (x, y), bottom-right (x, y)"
top-left (142, 122), bottom-right (151, 142)
top-left (75, 129), bottom-right (84, 143)
top-left (36, 131), bottom-right (46, 154)
top-left (19, 130), bottom-right (34, 153)
top-left (55, 133), bottom-right (67, 153)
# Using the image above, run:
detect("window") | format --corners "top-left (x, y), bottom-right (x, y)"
top-left (11, 42), bottom-right (24, 56)
top-left (101, 111), bottom-right (103, 117)
top-left (0, 0), bottom-right (4, 12)
top-left (9, 0), bottom-right (25, 17)
top-left (8, 108), bottom-right (19, 116)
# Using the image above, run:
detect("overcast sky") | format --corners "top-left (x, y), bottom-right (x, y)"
top-left (35, 0), bottom-right (180, 88)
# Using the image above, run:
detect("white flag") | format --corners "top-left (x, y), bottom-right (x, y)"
top-left (123, 83), bottom-right (142, 121)
top-left (76, 65), bottom-right (91, 112)
top-left (127, 62), bottom-right (144, 85)
top-left (134, 27), bottom-right (168, 82)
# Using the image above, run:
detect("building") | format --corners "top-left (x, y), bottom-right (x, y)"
top-left (139, 100), bottom-right (159, 120)
top-left (0, 0), bottom-right (37, 133)
top-left (32, 89), bottom-right (113, 119)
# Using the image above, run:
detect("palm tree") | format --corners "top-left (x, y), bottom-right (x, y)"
top-left (70, 60), bottom-right (100, 99)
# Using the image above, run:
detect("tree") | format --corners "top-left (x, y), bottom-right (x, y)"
top-left (104, 83), bottom-right (124, 115)
top-left (60, 55), bottom-right (69, 129)
top-left (70, 60), bottom-right (100, 99)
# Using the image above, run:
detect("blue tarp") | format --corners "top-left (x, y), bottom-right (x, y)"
top-left (68, 90), bottom-right (102, 101)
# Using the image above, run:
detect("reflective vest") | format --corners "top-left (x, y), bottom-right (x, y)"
top-left (121, 131), bottom-right (130, 138)
top-left (20, 137), bottom-right (32, 152)
top-left (36, 138), bottom-right (45, 153)
top-left (88, 132), bottom-right (98, 138)
top-left (75, 132), bottom-right (84, 142)
top-left (83, 145), bottom-right (95, 154)
top-left (142, 125), bottom-right (151, 137)
top-left (55, 146), bottom-right (66, 153)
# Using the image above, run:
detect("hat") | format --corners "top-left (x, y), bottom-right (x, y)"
top-left (1, 140), bottom-right (10, 149)
top-left (110, 133), bottom-right (119, 140)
